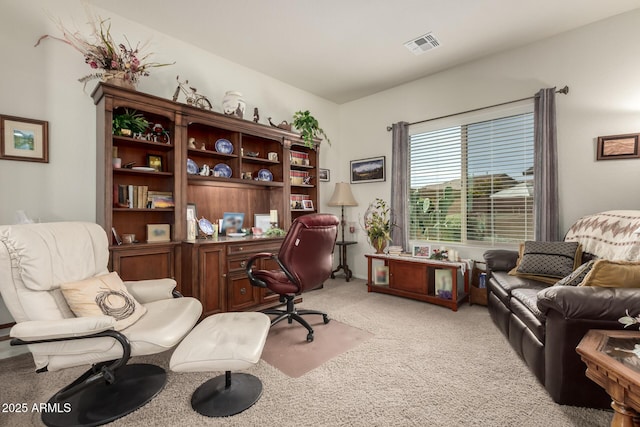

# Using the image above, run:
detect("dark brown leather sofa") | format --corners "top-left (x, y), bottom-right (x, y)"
top-left (483, 210), bottom-right (640, 409)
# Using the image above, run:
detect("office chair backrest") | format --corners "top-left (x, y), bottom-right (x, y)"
top-left (278, 214), bottom-right (339, 292)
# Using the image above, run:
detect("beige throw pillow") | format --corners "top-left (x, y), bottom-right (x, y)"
top-left (60, 272), bottom-right (147, 330)
top-left (579, 260), bottom-right (640, 288)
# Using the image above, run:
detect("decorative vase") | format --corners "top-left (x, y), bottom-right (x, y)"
top-left (102, 71), bottom-right (136, 90)
top-left (371, 237), bottom-right (386, 254)
top-left (222, 91), bottom-right (246, 119)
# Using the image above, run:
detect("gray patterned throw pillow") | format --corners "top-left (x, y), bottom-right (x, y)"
top-left (555, 260), bottom-right (595, 286)
top-left (509, 241), bottom-right (582, 284)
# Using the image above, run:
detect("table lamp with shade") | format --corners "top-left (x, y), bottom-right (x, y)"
top-left (327, 182), bottom-right (358, 241)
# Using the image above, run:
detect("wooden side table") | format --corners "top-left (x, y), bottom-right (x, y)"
top-left (576, 329), bottom-right (640, 427)
top-left (331, 241), bottom-right (357, 282)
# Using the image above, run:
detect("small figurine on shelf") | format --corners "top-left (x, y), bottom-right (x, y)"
top-left (253, 107), bottom-right (259, 123)
top-left (172, 75), bottom-right (212, 110)
top-left (188, 137), bottom-right (196, 149)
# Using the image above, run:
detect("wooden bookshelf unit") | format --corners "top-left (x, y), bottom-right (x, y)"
top-left (365, 254), bottom-right (470, 311)
top-left (92, 83), bottom-right (321, 313)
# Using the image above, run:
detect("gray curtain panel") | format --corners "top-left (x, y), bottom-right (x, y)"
top-left (534, 88), bottom-right (560, 241)
top-left (390, 121), bottom-right (410, 251)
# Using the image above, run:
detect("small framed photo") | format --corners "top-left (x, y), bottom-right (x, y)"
top-left (221, 212), bottom-right (245, 234)
top-left (0, 115), bottom-right (49, 163)
top-left (435, 269), bottom-right (453, 299)
top-left (111, 227), bottom-right (122, 246)
top-left (186, 203), bottom-right (197, 221)
top-left (374, 265), bottom-right (389, 285)
top-left (302, 199), bottom-right (314, 211)
top-left (319, 168), bottom-right (330, 182)
top-left (254, 213), bottom-right (271, 234)
top-left (350, 156), bottom-right (385, 183)
top-left (412, 244), bottom-right (431, 258)
top-left (596, 133), bottom-right (640, 160)
top-left (147, 154), bottom-right (163, 171)
top-left (146, 224), bottom-right (171, 243)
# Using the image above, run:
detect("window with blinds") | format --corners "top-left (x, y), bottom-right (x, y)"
top-left (409, 111), bottom-right (534, 245)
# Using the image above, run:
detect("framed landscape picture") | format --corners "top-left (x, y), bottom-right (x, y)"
top-left (350, 156), bottom-right (385, 183)
top-left (0, 115), bottom-right (49, 163)
top-left (319, 168), bottom-right (330, 182)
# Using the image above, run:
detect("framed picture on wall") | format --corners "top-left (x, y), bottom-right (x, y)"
top-left (350, 156), bottom-right (385, 183)
top-left (596, 133), bottom-right (640, 160)
top-left (319, 168), bottom-right (330, 182)
top-left (0, 115), bottom-right (49, 163)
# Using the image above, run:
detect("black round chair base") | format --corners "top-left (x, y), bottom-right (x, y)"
top-left (191, 372), bottom-right (263, 417)
top-left (42, 363), bottom-right (166, 427)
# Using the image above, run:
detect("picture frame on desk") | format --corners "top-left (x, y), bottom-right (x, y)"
top-left (302, 199), bottom-right (314, 211)
top-left (186, 203), bottom-right (197, 221)
top-left (374, 266), bottom-right (389, 285)
top-left (147, 224), bottom-right (171, 243)
top-left (254, 213), bottom-right (271, 235)
top-left (221, 212), bottom-right (244, 234)
top-left (412, 244), bottom-right (431, 258)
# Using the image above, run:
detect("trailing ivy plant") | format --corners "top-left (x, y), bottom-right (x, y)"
top-left (292, 110), bottom-right (331, 148)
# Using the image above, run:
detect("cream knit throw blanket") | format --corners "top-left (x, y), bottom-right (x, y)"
top-left (564, 210), bottom-right (640, 261)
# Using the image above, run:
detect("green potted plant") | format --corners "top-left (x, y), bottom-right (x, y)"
top-left (292, 110), bottom-right (331, 148)
top-left (112, 108), bottom-right (149, 136)
top-left (361, 198), bottom-right (394, 253)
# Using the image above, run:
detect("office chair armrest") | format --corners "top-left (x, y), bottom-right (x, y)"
top-left (10, 316), bottom-right (116, 341)
top-left (245, 252), bottom-right (277, 288)
top-left (123, 278), bottom-right (177, 303)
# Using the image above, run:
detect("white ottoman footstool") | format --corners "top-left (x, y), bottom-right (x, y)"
top-left (170, 312), bottom-right (271, 417)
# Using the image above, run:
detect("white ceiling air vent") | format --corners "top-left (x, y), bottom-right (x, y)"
top-left (404, 32), bottom-right (441, 55)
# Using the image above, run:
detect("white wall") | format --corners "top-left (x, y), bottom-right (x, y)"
top-left (0, 0), bottom-right (338, 324)
top-left (338, 9), bottom-right (640, 278)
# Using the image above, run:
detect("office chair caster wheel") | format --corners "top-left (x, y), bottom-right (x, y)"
top-left (323, 315), bottom-right (330, 324)
top-left (307, 332), bottom-right (314, 342)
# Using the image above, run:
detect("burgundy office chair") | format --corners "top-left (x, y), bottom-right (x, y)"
top-left (246, 213), bottom-right (339, 342)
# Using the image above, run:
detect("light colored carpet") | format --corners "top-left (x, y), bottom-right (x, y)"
top-left (0, 279), bottom-right (612, 426)
top-left (261, 317), bottom-right (374, 378)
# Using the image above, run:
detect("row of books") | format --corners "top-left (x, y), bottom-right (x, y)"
top-left (290, 150), bottom-right (309, 166)
top-left (115, 185), bottom-right (174, 209)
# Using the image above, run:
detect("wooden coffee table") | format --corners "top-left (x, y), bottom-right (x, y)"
top-left (576, 329), bottom-right (640, 427)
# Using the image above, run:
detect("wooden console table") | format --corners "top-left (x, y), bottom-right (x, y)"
top-left (365, 254), bottom-right (469, 311)
top-left (576, 329), bottom-right (640, 427)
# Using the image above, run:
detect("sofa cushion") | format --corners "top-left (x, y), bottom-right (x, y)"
top-left (510, 241), bottom-right (582, 284)
top-left (488, 271), bottom-right (549, 307)
top-left (555, 260), bottom-right (595, 286)
top-left (60, 272), bottom-right (147, 330)
top-left (579, 259), bottom-right (640, 288)
top-left (511, 288), bottom-right (546, 342)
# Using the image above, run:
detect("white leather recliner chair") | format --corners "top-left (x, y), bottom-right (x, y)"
top-left (0, 222), bottom-right (203, 426)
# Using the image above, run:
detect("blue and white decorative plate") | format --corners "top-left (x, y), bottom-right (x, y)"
top-left (213, 163), bottom-right (232, 178)
top-left (257, 169), bottom-right (273, 181)
top-left (215, 138), bottom-right (233, 154)
top-left (198, 218), bottom-right (214, 235)
top-left (187, 158), bottom-right (199, 175)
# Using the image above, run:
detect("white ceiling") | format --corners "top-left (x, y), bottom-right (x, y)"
top-left (90, 0), bottom-right (640, 104)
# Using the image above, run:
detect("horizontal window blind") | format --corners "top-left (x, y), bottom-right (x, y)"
top-left (409, 111), bottom-right (534, 245)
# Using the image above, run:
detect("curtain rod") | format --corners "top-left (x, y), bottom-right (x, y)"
top-left (386, 85), bottom-right (569, 131)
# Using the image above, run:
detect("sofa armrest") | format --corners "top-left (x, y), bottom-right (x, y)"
top-left (537, 286), bottom-right (640, 320)
top-left (123, 278), bottom-right (177, 303)
top-left (11, 316), bottom-right (115, 341)
top-left (483, 249), bottom-right (519, 274)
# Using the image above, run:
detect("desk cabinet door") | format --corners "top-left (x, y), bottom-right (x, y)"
top-left (389, 261), bottom-right (427, 294)
top-left (227, 274), bottom-right (260, 311)
top-left (199, 246), bottom-right (225, 316)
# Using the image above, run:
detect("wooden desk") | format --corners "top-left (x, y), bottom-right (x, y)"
top-left (576, 329), bottom-right (640, 427)
top-left (365, 254), bottom-right (469, 311)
